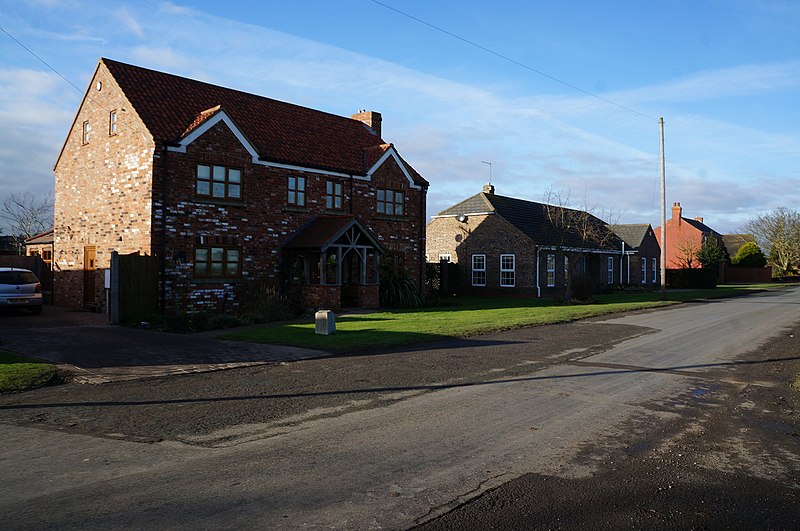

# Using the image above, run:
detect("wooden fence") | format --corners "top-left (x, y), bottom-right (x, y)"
top-left (110, 251), bottom-right (159, 324)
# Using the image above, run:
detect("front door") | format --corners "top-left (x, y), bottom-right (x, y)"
top-left (83, 245), bottom-right (96, 307)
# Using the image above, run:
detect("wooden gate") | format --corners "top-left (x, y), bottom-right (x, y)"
top-left (109, 251), bottom-right (159, 324)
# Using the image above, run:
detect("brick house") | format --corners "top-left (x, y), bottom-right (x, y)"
top-left (53, 58), bottom-right (428, 313)
top-left (654, 202), bottom-right (726, 270)
top-left (426, 185), bottom-right (626, 298)
top-left (24, 229), bottom-right (54, 267)
top-left (608, 224), bottom-right (661, 287)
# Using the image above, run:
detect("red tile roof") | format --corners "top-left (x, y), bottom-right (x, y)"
top-left (282, 216), bottom-right (385, 253)
top-left (101, 58), bottom-right (427, 186)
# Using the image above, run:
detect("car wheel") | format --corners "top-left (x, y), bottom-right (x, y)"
top-left (31, 306), bottom-right (43, 315)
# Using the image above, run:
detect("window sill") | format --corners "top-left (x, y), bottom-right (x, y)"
top-left (374, 214), bottom-right (408, 222)
top-left (191, 278), bottom-right (244, 285)
top-left (324, 209), bottom-right (346, 215)
top-left (193, 198), bottom-right (244, 207)
top-left (284, 205), bottom-right (310, 213)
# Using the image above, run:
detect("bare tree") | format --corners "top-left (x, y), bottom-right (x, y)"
top-left (672, 236), bottom-right (700, 269)
top-left (1, 192), bottom-right (54, 253)
top-left (743, 207), bottom-right (800, 275)
top-left (543, 187), bottom-right (620, 300)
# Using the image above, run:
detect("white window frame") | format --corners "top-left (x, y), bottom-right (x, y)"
top-left (82, 120), bottom-right (90, 145)
top-left (564, 255), bottom-right (569, 287)
top-left (641, 258), bottom-right (647, 283)
top-left (500, 254), bottom-right (515, 287)
top-left (546, 253), bottom-right (556, 287)
top-left (607, 256), bottom-right (614, 284)
top-left (472, 254), bottom-right (486, 286)
top-left (652, 257), bottom-right (658, 283)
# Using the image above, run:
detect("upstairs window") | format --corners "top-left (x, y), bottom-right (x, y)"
top-left (82, 121), bottom-right (90, 145)
top-left (472, 254), bottom-right (486, 286)
top-left (326, 180), bottom-right (343, 210)
top-left (377, 188), bottom-right (403, 216)
top-left (288, 176), bottom-right (305, 206)
top-left (109, 110), bottom-right (118, 135)
top-left (196, 164), bottom-right (241, 200)
top-left (500, 254), bottom-right (515, 287)
top-left (194, 246), bottom-right (240, 277)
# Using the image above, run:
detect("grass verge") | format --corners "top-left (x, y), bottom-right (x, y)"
top-left (792, 375), bottom-right (800, 394)
top-left (223, 284), bottom-right (782, 354)
top-left (0, 351), bottom-right (61, 393)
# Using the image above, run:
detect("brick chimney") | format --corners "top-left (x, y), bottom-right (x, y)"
top-left (351, 110), bottom-right (382, 138)
top-left (672, 202), bottom-right (682, 225)
top-left (694, 216), bottom-right (704, 224)
top-left (483, 183), bottom-right (495, 194)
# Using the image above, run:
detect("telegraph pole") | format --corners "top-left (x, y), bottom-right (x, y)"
top-left (660, 117), bottom-right (667, 301)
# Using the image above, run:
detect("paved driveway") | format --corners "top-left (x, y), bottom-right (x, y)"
top-left (0, 306), bottom-right (329, 383)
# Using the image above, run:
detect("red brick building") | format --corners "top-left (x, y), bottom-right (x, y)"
top-left (54, 58), bottom-right (428, 313)
top-left (426, 185), bottom-right (628, 298)
top-left (654, 202), bottom-right (725, 270)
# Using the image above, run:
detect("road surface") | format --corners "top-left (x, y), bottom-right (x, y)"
top-left (1, 288), bottom-right (799, 528)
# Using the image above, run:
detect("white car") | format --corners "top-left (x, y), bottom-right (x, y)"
top-left (0, 267), bottom-right (43, 315)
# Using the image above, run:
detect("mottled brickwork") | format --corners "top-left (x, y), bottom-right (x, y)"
top-left (54, 66), bottom-right (154, 310)
top-left (427, 213), bottom-right (627, 298)
top-left (54, 62), bottom-right (426, 313)
top-left (427, 214), bottom-right (536, 295)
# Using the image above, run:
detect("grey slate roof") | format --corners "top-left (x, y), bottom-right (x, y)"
top-left (609, 224), bottom-right (651, 250)
top-left (438, 192), bottom-right (622, 251)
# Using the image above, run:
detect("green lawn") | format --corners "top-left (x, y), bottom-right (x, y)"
top-left (223, 284), bottom-right (785, 354)
top-left (0, 351), bottom-right (60, 393)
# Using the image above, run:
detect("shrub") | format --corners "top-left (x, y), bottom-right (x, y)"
top-left (731, 241), bottom-right (767, 267)
top-left (236, 276), bottom-right (303, 323)
top-left (380, 262), bottom-right (423, 308)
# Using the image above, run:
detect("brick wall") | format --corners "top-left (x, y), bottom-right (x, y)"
top-left (54, 63), bottom-right (155, 309)
top-left (156, 120), bottom-right (426, 313)
top-left (427, 214), bottom-right (536, 295)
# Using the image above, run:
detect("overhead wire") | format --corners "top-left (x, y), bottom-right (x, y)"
top-left (369, 0), bottom-right (659, 122)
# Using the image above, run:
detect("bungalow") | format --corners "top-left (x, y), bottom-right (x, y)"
top-left (608, 224), bottom-right (661, 287)
top-left (427, 185), bottom-right (626, 298)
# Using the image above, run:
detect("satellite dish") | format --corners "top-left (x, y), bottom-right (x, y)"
top-left (456, 214), bottom-right (468, 223)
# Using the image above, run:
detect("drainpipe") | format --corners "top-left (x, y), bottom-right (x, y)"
top-left (159, 143), bottom-right (168, 314)
top-left (536, 247), bottom-right (541, 297)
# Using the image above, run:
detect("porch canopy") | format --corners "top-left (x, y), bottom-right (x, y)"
top-left (282, 216), bottom-right (386, 286)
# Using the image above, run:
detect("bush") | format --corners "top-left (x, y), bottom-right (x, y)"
top-left (236, 276), bottom-right (303, 323)
top-left (380, 262), bottom-right (423, 308)
top-left (731, 241), bottom-right (767, 267)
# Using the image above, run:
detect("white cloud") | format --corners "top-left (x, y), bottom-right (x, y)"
top-left (1, 1), bottom-right (798, 236)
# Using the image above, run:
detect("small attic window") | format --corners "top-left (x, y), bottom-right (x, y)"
top-left (109, 110), bottom-right (117, 135)
top-left (82, 121), bottom-right (90, 145)
top-left (96, 81), bottom-right (102, 91)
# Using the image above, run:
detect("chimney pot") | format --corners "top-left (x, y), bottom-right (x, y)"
top-left (483, 183), bottom-right (495, 194)
top-left (695, 216), bottom-right (704, 223)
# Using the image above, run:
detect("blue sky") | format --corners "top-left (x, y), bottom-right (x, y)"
top-left (1, 0), bottom-right (799, 234)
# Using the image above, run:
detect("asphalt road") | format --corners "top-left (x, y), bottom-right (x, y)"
top-left (1, 288), bottom-right (799, 529)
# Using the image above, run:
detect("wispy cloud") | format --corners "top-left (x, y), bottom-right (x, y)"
top-left (1, 0), bottom-right (797, 234)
